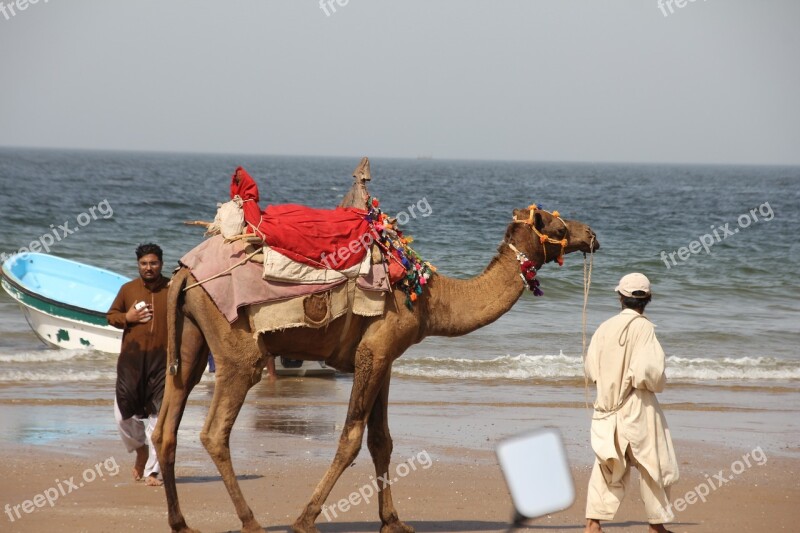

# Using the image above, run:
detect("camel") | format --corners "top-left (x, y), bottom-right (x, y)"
top-left (152, 173), bottom-right (599, 533)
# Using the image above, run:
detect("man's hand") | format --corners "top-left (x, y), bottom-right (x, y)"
top-left (125, 302), bottom-right (153, 324)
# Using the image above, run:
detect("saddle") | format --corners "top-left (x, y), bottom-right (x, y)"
top-left (181, 158), bottom-right (434, 329)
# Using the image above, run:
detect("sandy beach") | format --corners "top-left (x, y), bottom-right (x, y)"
top-left (2, 375), bottom-right (798, 533)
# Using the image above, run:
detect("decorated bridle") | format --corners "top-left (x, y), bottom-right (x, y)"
top-left (507, 204), bottom-right (570, 296)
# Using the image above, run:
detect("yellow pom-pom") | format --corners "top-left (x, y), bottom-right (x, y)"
top-left (552, 210), bottom-right (560, 218)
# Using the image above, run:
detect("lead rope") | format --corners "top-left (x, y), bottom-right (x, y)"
top-left (582, 235), bottom-right (595, 410)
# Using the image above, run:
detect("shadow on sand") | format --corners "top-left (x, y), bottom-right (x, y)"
top-left (176, 474), bottom-right (263, 484)
top-left (517, 520), bottom-right (696, 530)
top-left (264, 521), bottom-right (511, 532)
top-left (259, 519), bottom-right (696, 532)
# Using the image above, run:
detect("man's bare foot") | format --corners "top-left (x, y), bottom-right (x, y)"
top-left (144, 474), bottom-right (163, 487)
top-left (132, 445), bottom-right (148, 481)
top-left (648, 525), bottom-right (672, 533)
top-left (585, 518), bottom-right (603, 533)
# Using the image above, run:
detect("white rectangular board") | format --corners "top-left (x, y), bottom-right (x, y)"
top-left (495, 427), bottom-right (575, 519)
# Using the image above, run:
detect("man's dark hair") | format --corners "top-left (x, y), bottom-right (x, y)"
top-left (135, 243), bottom-right (163, 262)
top-left (620, 294), bottom-right (651, 313)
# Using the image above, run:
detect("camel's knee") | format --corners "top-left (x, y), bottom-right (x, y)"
top-left (368, 432), bottom-right (392, 459)
top-left (200, 430), bottom-right (227, 461)
top-left (159, 435), bottom-right (178, 464)
top-left (199, 429), bottom-right (212, 451)
top-left (151, 426), bottom-right (163, 447)
top-left (339, 422), bottom-right (367, 448)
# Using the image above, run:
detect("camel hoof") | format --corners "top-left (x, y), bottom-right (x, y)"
top-left (290, 519), bottom-right (320, 533)
top-left (381, 521), bottom-right (415, 533)
top-left (242, 522), bottom-right (264, 533)
top-left (172, 528), bottom-right (201, 533)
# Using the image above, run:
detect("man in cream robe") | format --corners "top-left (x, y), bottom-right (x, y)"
top-left (585, 273), bottom-right (679, 533)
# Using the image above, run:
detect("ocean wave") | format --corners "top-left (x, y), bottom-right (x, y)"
top-left (666, 355), bottom-right (800, 381)
top-left (0, 348), bottom-right (102, 363)
top-left (391, 353), bottom-right (800, 382)
top-left (0, 369), bottom-right (117, 382)
top-left (392, 353), bottom-right (583, 381)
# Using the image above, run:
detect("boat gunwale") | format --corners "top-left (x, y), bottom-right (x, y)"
top-left (1, 271), bottom-right (111, 323)
top-left (1, 254), bottom-right (127, 320)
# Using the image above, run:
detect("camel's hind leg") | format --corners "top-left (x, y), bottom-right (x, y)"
top-left (199, 353), bottom-right (265, 533)
top-left (367, 373), bottom-right (414, 533)
top-left (153, 315), bottom-right (209, 533)
top-left (293, 344), bottom-right (393, 533)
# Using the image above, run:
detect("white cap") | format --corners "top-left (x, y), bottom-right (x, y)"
top-left (615, 273), bottom-right (651, 298)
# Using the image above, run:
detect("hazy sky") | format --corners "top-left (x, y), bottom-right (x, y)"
top-left (1, 1), bottom-right (798, 164)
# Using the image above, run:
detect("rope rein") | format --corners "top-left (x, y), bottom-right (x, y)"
top-left (510, 205), bottom-right (595, 411)
top-left (582, 235), bottom-right (595, 409)
top-left (183, 247), bottom-right (263, 291)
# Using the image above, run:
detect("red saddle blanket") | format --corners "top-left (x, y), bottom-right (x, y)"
top-left (231, 167), bottom-right (371, 270)
top-left (254, 204), bottom-right (371, 270)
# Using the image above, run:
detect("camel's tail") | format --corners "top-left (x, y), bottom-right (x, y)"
top-left (167, 267), bottom-right (189, 376)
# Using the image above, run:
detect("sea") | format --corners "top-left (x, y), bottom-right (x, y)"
top-left (1, 147), bottom-right (798, 461)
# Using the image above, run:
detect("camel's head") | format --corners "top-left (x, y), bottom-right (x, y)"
top-left (507, 205), bottom-right (599, 267)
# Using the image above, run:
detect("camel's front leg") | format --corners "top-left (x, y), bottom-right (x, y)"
top-left (367, 373), bottom-right (414, 533)
top-left (293, 345), bottom-right (392, 533)
top-left (200, 363), bottom-right (264, 533)
top-left (152, 315), bottom-right (209, 533)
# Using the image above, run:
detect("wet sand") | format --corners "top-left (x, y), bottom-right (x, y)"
top-left (1, 375), bottom-right (799, 532)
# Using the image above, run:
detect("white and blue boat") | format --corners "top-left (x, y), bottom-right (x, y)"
top-left (1, 253), bottom-right (337, 376)
top-left (1, 253), bottom-right (128, 354)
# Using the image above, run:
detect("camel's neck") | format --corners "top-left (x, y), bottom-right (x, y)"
top-left (422, 243), bottom-right (526, 338)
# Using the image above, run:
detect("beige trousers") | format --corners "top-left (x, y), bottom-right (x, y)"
top-left (586, 450), bottom-right (673, 524)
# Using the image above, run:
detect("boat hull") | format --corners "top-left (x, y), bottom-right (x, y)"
top-left (2, 277), bottom-right (123, 354)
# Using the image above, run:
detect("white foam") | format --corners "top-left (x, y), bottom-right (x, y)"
top-left (0, 348), bottom-right (98, 363)
top-left (0, 369), bottom-right (117, 382)
top-left (392, 352), bottom-right (584, 380)
top-left (666, 355), bottom-right (800, 381)
top-left (391, 353), bottom-right (800, 382)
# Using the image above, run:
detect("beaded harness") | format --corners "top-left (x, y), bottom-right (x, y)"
top-left (506, 204), bottom-right (570, 296)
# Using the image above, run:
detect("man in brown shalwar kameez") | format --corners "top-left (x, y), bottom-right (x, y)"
top-left (107, 243), bottom-right (169, 487)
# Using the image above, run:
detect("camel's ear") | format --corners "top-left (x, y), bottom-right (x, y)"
top-left (533, 211), bottom-right (546, 232)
